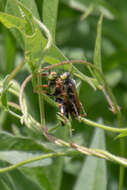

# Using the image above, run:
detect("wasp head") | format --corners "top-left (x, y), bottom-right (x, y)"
top-left (48, 72), bottom-right (57, 80)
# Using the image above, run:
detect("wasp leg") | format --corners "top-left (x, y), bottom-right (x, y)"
top-left (57, 111), bottom-right (67, 125)
top-left (33, 84), bottom-right (49, 93)
top-left (56, 100), bottom-right (68, 125)
top-left (79, 102), bottom-right (87, 117)
top-left (34, 89), bottom-right (49, 95)
top-left (70, 101), bottom-right (79, 118)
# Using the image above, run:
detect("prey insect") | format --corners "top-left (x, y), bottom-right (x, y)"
top-left (35, 71), bottom-right (86, 125)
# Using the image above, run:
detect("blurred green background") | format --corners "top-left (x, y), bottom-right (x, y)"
top-left (0, 0), bottom-right (127, 190)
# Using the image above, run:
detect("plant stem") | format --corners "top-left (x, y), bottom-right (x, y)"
top-left (119, 165), bottom-right (124, 190)
top-left (0, 152), bottom-right (70, 173)
top-left (37, 73), bottom-right (45, 128)
top-left (42, 128), bottom-right (127, 167)
top-left (19, 74), bottom-right (32, 115)
top-left (7, 59), bottom-right (25, 83)
top-left (118, 112), bottom-right (125, 190)
top-left (7, 109), bottom-right (21, 119)
top-left (79, 117), bottom-right (127, 133)
top-left (34, 18), bottom-right (53, 51)
top-left (8, 102), bottom-right (21, 111)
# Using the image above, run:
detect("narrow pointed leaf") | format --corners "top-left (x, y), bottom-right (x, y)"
top-left (17, 2), bottom-right (35, 35)
top-left (74, 127), bottom-right (107, 190)
top-left (94, 14), bottom-right (103, 71)
top-left (43, 0), bottom-right (59, 41)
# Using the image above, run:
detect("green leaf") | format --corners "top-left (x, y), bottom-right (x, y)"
top-left (72, 66), bottom-right (97, 90)
top-left (0, 178), bottom-right (9, 190)
top-left (5, 0), bottom-right (29, 48)
top-left (5, 0), bottom-right (22, 17)
top-left (5, 0), bottom-right (40, 49)
top-left (42, 94), bottom-right (58, 108)
top-left (25, 29), bottom-right (45, 70)
top-left (47, 159), bottom-right (63, 190)
top-left (94, 14), bottom-right (103, 71)
top-left (0, 166), bottom-right (43, 190)
top-left (0, 3), bottom-right (45, 70)
top-left (0, 75), bottom-right (10, 108)
top-left (5, 0), bottom-right (39, 19)
top-left (22, 167), bottom-right (54, 190)
top-left (2, 1), bottom-right (64, 71)
top-left (18, 0), bottom-right (39, 19)
top-left (16, 2), bottom-right (45, 69)
top-left (1, 92), bottom-right (7, 108)
top-left (1, 1), bottom-right (67, 70)
top-left (4, 29), bottom-right (16, 74)
top-left (0, 130), bottom-right (48, 151)
top-left (0, 12), bottom-right (26, 33)
top-left (74, 127), bottom-right (107, 190)
top-left (0, 130), bottom-right (70, 153)
top-left (44, 44), bottom-right (67, 64)
top-left (17, 2), bottom-right (35, 35)
top-left (43, 0), bottom-right (59, 41)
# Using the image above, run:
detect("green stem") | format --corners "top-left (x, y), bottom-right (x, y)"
top-left (0, 152), bottom-right (69, 174)
top-left (37, 73), bottom-right (45, 128)
top-left (48, 122), bottom-right (61, 132)
top-left (119, 164), bottom-right (124, 190)
top-left (34, 17), bottom-right (53, 51)
top-left (8, 102), bottom-right (21, 111)
top-left (79, 117), bottom-right (127, 133)
top-left (118, 113), bottom-right (125, 190)
top-left (7, 59), bottom-right (25, 83)
top-left (6, 109), bottom-right (22, 119)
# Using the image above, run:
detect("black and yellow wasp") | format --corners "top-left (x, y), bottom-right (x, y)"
top-left (35, 71), bottom-right (86, 124)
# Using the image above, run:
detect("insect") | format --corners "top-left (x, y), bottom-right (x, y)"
top-left (35, 71), bottom-right (86, 124)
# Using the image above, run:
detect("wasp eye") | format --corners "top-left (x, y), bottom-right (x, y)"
top-left (48, 72), bottom-right (57, 80)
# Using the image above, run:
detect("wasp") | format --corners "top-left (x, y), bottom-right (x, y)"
top-left (35, 71), bottom-right (86, 124)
